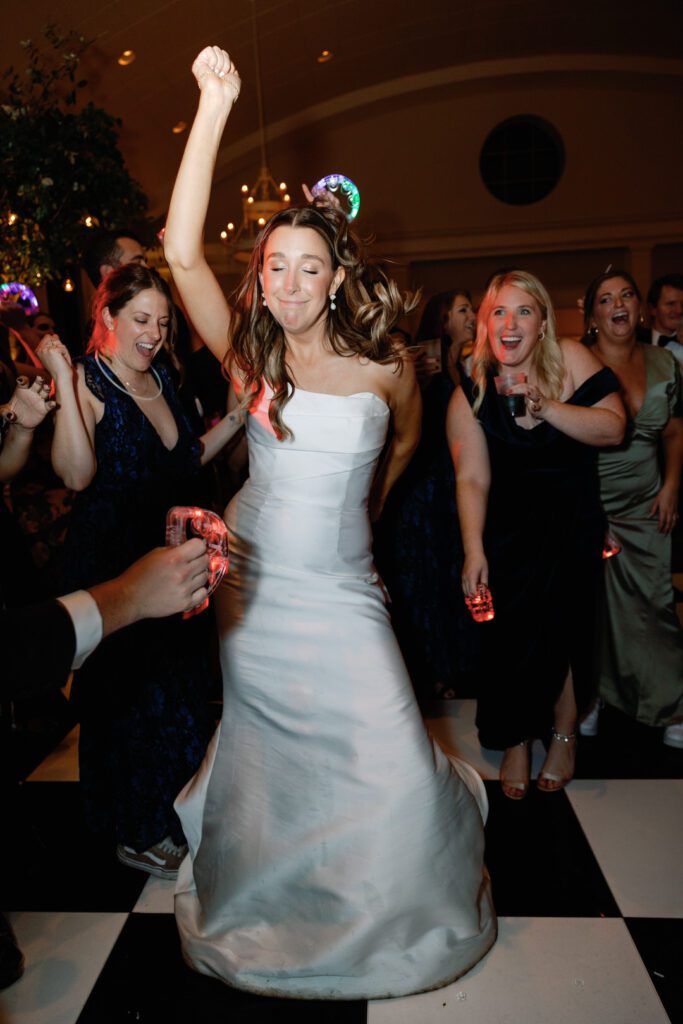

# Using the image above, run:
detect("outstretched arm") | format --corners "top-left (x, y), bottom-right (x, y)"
top-left (87, 539), bottom-right (210, 639)
top-left (507, 340), bottom-right (626, 445)
top-left (164, 46), bottom-right (241, 365)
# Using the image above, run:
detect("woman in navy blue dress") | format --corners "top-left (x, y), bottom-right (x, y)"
top-left (40, 265), bottom-right (242, 876)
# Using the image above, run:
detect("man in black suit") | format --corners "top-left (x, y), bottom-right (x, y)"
top-left (637, 273), bottom-right (683, 365)
top-left (1, 539), bottom-right (210, 704)
top-left (1, 378), bottom-right (211, 988)
top-left (1, 376), bottom-right (210, 702)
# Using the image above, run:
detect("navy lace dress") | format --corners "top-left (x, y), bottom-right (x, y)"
top-left (460, 367), bottom-right (618, 749)
top-left (63, 356), bottom-right (212, 851)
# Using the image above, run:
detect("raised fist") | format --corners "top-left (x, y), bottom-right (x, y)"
top-left (191, 46), bottom-right (241, 105)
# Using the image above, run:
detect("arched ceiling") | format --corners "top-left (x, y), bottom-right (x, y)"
top-left (3, 0), bottom-right (683, 225)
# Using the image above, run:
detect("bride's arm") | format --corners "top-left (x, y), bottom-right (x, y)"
top-left (369, 356), bottom-right (421, 522)
top-left (164, 46), bottom-right (241, 365)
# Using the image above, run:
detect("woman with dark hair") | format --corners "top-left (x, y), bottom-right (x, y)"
top-left (414, 288), bottom-right (476, 382)
top-left (447, 270), bottom-right (625, 799)
top-left (39, 264), bottom-right (242, 877)
top-left (582, 270), bottom-right (683, 746)
top-left (162, 46), bottom-right (495, 999)
top-left (375, 288), bottom-right (477, 700)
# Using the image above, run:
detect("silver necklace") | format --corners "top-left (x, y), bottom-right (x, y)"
top-left (95, 352), bottom-right (163, 402)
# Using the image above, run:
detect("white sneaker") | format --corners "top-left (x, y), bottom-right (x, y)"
top-left (579, 699), bottom-right (602, 737)
top-left (663, 723), bottom-right (683, 749)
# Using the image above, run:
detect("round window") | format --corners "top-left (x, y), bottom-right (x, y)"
top-left (480, 115), bottom-right (565, 205)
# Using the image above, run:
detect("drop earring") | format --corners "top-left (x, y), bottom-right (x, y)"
top-left (262, 295), bottom-right (267, 307)
top-left (329, 293), bottom-right (337, 311)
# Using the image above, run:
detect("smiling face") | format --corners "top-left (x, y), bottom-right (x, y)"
top-left (445, 294), bottom-right (476, 347)
top-left (651, 285), bottom-right (683, 336)
top-left (591, 276), bottom-right (640, 344)
top-left (487, 284), bottom-right (546, 371)
top-left (259, 225), bottom-right (344, 337)
top-left (103, 287), bottom-right (170, 373)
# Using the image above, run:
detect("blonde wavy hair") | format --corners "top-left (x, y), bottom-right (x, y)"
top-left (225, 203), bottom-right (418, 440)
top-left (471, 270), bottom-right (564, 415)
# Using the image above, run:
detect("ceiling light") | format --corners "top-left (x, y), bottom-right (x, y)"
top-left (317, 50), bottom-right (334, 64)
top-left (223, 1), bottom-right (291, 263)
top-left (172, 121), bottom-right (187, 134)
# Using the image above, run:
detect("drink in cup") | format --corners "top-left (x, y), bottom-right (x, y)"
top-left (494, 372), bottom-right (527, 417)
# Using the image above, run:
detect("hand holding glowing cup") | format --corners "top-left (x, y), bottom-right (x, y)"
top-left (464, 584), bottom-right (495, 623)
top-left (166, 506), bottom-right (229, 617)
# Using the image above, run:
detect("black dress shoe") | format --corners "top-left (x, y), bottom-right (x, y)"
top-left (0, 912), bottom-right (24, 990)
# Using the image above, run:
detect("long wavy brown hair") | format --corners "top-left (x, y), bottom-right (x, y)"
top-left (226, 203), bottom-right (418, 440)
top-left (471, 270), bottom-right (563, 415)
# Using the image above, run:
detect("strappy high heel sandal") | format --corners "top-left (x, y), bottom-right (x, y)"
top-left (537, 729), bottom-right (576, 793)
top-left (500, 739), bottom-right (530, 801)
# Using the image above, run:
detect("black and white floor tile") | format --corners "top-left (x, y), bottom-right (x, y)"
top-left (2, 693), bottom-right (682, 1024)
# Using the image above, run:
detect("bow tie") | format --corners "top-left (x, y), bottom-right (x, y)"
top-left (657, 335), bottom-right (678, 347)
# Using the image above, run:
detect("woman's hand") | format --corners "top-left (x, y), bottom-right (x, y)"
top-left (650, 482), bottom-right (680, 533)
top-left (507, 381), bottom-right (552, 421)
top-left (191, 46), bottom-right (241, 105)
top-left (36, 334), bottom-right (73, 387)
top-left (461, 550), bottom-right (488, 598)
top-left (1, 375), bottom-right (56, 431)
top-left (301, 182), bottom-right (344, 218)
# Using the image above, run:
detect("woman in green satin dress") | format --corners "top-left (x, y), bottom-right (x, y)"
top-left (584, 270), bottom-right (683, 740)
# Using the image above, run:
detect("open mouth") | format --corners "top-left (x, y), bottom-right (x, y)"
top-left (611, 311), bottom-right (629, 324)
top-left (501, 335), bottom-right (522, 348)
top-left (136, 341), bottom-right (156, 356)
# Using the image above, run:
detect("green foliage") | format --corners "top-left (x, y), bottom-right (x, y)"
top-left (0, 25), bottom-right (150, 283)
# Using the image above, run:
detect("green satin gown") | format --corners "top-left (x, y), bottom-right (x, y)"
top-left (597, 345), bottom-right (683, 726)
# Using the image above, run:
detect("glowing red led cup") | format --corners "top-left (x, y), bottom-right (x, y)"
top-left (602, 533), bottom-right (621, 559)
top-left (166, 506), bottom-right (229, 617)
top-left (465, 585), bottom-right (495, 622)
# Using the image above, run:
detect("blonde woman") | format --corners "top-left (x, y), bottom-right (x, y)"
top-left (447, 270), bottom-right (625, 798)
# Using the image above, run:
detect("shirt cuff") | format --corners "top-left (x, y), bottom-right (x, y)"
top-left (57, 590), bottom-right (103, 669)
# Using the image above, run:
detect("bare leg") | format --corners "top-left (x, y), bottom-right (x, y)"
top-left (538, 669), bottom-right (577, 792)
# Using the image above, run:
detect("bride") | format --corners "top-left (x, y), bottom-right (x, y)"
top-left (164, 45), bottom-right (496, 1000)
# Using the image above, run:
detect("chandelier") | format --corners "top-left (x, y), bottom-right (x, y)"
top-left (221, 0), bottom-right (290, 262)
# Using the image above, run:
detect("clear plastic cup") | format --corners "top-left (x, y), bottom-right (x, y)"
top-left (494, 372), bottom-right (527, 417)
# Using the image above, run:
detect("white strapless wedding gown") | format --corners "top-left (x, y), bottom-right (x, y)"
top-left (174, 387), bottom-right (496, 1000)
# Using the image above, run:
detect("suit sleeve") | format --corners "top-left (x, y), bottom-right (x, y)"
top-left (0, 600), bottom-right (76, 702)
